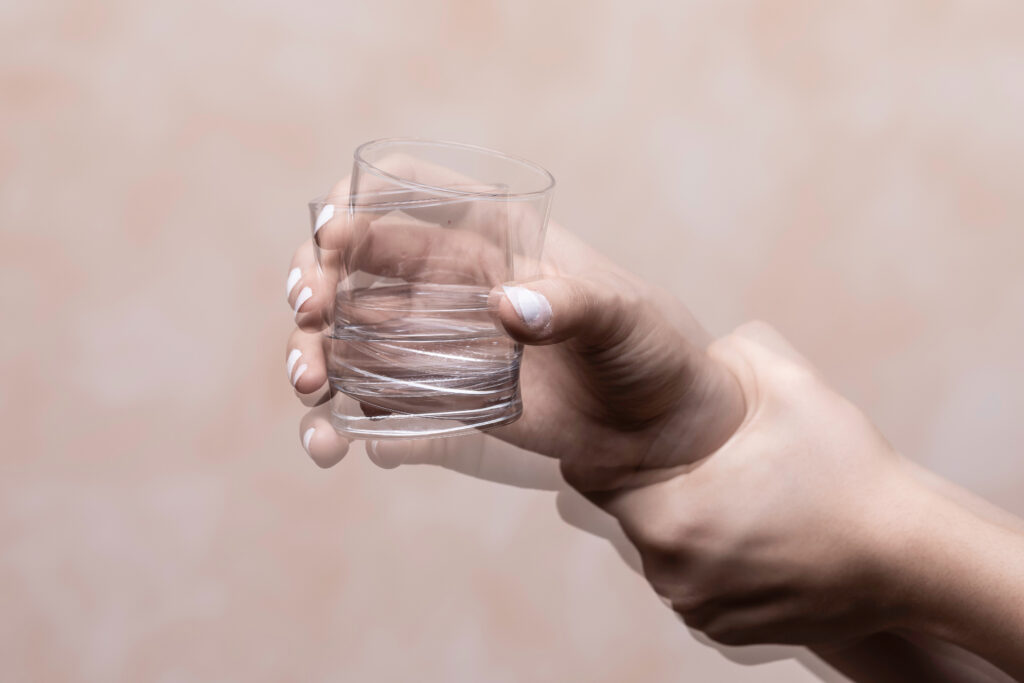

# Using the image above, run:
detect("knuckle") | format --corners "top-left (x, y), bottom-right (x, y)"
top-left (639, 526), bottom-right (682, 559)
top-left (634, 511), bottom-right (704, 557)
top-left (702, 623), bottom-right (751, 646)
top-left (641, 556), bottom-right (686, 595)
top-left (669, 590), bottom-right (713, 616)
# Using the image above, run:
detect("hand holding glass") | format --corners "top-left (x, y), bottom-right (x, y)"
top-left (309, 139), bottom-right (555, 439)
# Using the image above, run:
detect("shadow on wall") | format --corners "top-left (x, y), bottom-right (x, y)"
top-left (362, 431), bottom-right (848, 683)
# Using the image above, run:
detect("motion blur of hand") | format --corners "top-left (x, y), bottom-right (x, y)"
top-left (286, 167), bottom-right (746, 487)
top-left (284, 165), bottom-right (1024, 680)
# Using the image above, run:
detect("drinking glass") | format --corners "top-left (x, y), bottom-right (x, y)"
top-left (309, 139), bottom-right (555, 439)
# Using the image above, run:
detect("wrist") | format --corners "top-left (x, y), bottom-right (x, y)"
top-left (854, 460), bottom-right (949, 632)
top-left (880, 477), bottom-right (975, 635)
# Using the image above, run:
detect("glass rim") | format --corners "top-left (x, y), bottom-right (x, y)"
top-left (351, 137), bottom-right (556, 201)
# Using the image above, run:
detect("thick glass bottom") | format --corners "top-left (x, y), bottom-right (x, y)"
top-left (329, 392), bottom-right (522, 440)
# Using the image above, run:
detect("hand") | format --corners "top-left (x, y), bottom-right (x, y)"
top-left (284, 170), bottom-right (906, 649)
top-left (285, 172), bottom-right (746, 491)
top-left (285, 169), bottom-right (1024, 670)
top-left (603, 321), bottom-right (932, 647)
top-left (595, 320), bottom-right (1024, 681)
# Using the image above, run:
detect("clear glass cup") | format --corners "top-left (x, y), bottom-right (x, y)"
top-left (309, 139), bottom-right (555, 439)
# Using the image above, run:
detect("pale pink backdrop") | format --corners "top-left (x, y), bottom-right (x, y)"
top-left (3, 1), bottom-right (1024, 681)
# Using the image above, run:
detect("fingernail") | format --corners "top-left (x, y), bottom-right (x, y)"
top-left (286, 349), bottom-right (302, 379)
top-left (502, 285), bottom-right (551, 329)
top-left (286, 267), bottom-right (302, 297)
top-left (314, 205), bottom-right (334, 234)
top-left (302, 427), bottom-right (316, 453)
top-left (294, 286), bottom-right (313, 315)
top-left (292, 363), bottom-right (308, 387)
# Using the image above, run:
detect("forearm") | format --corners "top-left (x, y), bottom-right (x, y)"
top-left (899, 486), bottom-right (1024, 680)
top-left (814, 466), bottom-right (1024, 683)
top-left (813, 633), bottom-right (1017, 683)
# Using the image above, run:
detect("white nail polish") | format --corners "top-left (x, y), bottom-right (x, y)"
top-left (286, 349), bottom-right (302, 378)
top-left (286, 267), bottom-right (302, 297)
top-left (294, 286), bottom-right (313, 315)
top-left (314, 205), bottom-right (334, 234)
top-left (292, 363), bottom-right (308, 386)
top-left (302, 427), bottom-right (316, 453)
top-left (502, 285), bottom-right (552, 329)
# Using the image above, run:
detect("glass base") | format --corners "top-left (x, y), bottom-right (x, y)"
top-left (329, 394), bottom-right (523, 440)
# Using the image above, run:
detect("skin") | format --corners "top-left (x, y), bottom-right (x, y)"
top-left (286, 175), bottom-right (1024, 681)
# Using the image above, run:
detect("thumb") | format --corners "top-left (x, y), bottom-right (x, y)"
top-left (494, 275), bottom-right (750, 479)
top-left (492, 276), bottom-right (640, 348)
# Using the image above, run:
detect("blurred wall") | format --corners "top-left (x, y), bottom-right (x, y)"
top-left (3, 1), bottom-right (1024, 681)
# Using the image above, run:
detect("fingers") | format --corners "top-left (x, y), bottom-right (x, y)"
top-left (311, 197), bottom-right (362, 251)
top-left (298, 403), bottom-right (350, 468)
top-left (314, 192), bottom-right (478, 251)
top-left (681, 599), bottom-right (808, 647)
top-left (344, 214), bottom-right (507, 286)
top-left (363, 435), bottom-right (563, 489)
top-left (312, 155), bottom-right (493, 251)
top-left (311, 155), bottom-right (534, 289)
top-left (491, 274), bottom-right (643, 349)
top-left (287, 239), bottom-right (336, 332)
top-left (311, 198), bottom-right (511, 303)
top-left (364, 439), bottom-right (413, 469)
top-left (364, 438), bottom-right (474, 470)
top-left (285, 327), bottom-right (327, 395)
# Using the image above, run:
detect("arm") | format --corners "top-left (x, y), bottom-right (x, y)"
top-left (901, 493), bottom-right (1024, 680)
top-left (814, 461), bottom-right (1024, 683)
top-left (589, 322), bottom-right (1024, 682)
top-left (814, 632), bottom-right (1018, 683)
top-left (286, 180), bottom-right (1024, 679)
top-left (818, 464), bottom-right (1024, 683)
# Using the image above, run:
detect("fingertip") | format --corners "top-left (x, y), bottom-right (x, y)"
top-left (492, 284), bottom-right (554, 343)
top-left (286, 267), bottom-right (302, 298)
top-left (292, 363), bottom-right (326, 396)
top-left (365, 440), bottom-right (409, 469)
top-left (293, 285), bottom-right (332, 332)
top-left (293, 286), bottom-right (313, 315)
top-left (301, 424), bottom-right (350, 468)
top-left (313, 204), bottom-right (334, 235)
top-left (312, 202), bottom-right (359, 250)
top-left (286, 330), bottom-right (329, 400)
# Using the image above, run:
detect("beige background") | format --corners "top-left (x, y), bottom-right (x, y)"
top-left (4, 1), bottom-right (1024, 681)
